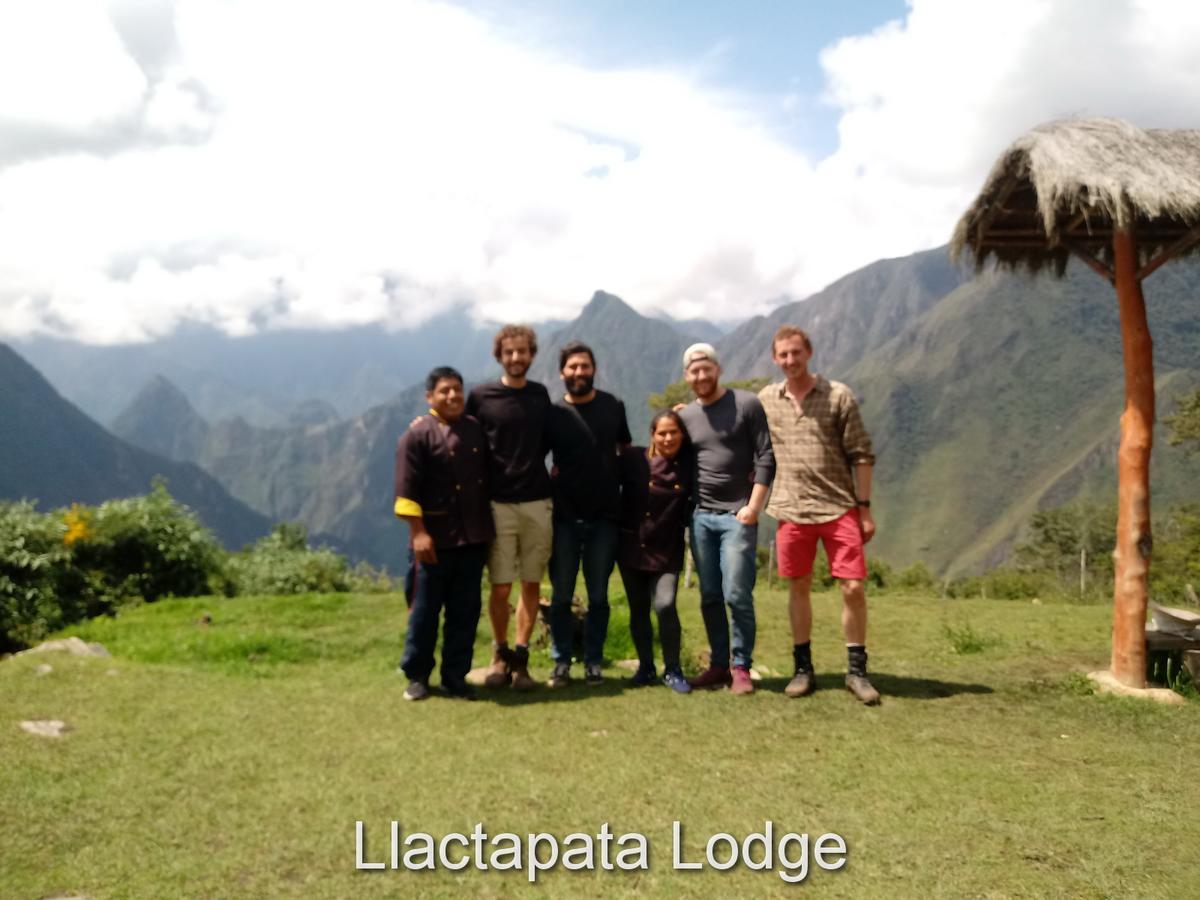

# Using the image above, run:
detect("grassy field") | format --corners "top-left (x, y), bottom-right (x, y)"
top-left (2, 583), bottom-right (1198, 899)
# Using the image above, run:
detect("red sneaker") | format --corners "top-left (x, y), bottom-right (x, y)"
top-left (730, 666), bottom-right (754, 695)
top-left (689, 665), bottom-right (731, 690)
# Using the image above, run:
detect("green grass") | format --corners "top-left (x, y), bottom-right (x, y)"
top-left (2, 585), bottom-right (1198, 898)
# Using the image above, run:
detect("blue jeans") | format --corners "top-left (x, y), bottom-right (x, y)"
top-left (400, 543), bottom-right (487, 685)
top-left (690, 509), bottom-right (758, 669)
top-left (549, 518), bottom-right (618, 666)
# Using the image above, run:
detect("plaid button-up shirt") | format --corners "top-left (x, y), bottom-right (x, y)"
top-left (758, 376), bottom-right (875, 524)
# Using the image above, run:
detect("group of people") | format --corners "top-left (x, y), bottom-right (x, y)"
top-left (393, 323), bottom-right (880, 705)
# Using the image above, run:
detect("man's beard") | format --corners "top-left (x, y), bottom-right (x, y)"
top-left (504, 360), bottom-right (530, 378)
top-left (565, 375), bottom-right (594, 397)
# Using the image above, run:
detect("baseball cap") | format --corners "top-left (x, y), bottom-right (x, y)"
top-left (682, 342), bottom-right (719, 369)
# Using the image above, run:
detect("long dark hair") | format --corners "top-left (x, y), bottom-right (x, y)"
top-left (648, 409), bottom-right (690, 457)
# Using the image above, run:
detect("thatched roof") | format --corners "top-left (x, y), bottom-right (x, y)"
top-left (951, 118), bottom-right (1200, 277)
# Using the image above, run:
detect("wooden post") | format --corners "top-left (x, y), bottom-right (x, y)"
top-left (767, 540), bottom-right (775, 588)
top-left (1110, 225), bottom-right (1155, 687)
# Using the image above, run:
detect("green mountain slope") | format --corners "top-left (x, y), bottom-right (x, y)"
top-left (0, 344), bottom-right (270, 550)
top-left (716, 247), bottom-right (968, 381)
top-left (833, 260), bottom-right (1200, 574)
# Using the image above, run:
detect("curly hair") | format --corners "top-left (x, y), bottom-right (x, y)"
top-left (492, 324), bottom-right (538, 362)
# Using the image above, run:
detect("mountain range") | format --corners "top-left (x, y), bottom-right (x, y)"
top-left (0, 344), bottom-right (270, 549)
top-left (7, 246), bottom-right (1199, 575)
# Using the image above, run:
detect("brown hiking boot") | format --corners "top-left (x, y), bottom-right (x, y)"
top-left (510, 646), bottom-right (538, 691)
top-left (689, 665), bottom-right (731, 690)
top-left (482, 645), bottom-right (512, 689)
top-left (784, 668), bottom-right (815, 698)
top-left (845, 673), bottom-right (881, 705)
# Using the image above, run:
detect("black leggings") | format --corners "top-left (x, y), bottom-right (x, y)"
top-left (619, 564), bottom-right (682, 671)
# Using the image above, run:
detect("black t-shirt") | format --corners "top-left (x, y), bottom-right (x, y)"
top-left (465, 380), bottom-right (552, 503)
top-left (550, 390), bottom-right (632, 522)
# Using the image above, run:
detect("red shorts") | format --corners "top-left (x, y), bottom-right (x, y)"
top-left (777, 510), bottom-right (867, 580)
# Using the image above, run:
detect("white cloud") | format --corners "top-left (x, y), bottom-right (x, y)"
top-left (1, 0), bottom-right (1199, 344)
top-left (0, 1), bottom-right (146, 131)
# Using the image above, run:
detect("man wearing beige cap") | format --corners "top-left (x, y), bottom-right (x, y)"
top-left (676, 342), bottom-right (775, 694)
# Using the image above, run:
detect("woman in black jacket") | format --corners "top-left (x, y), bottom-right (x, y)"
top-left (617, 409), bottom-right (694, 693)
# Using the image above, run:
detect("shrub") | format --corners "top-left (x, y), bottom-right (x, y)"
top-left (947, 568), bottom-right (1048, 601)
top-left (943, 621), bottom-right (1002, 655)
top-left (70, 482), bottom-right (224, 603)
top-left (866, 557), bottom-right (891, 590)
top-left (0, 502), bottom-right (93, 651)
top-left (345, 561), bottom-right (397, 594)
top-left (895, 562), bottom-right (937, 592)
top-left (226, 523), bottom-right (352, 595)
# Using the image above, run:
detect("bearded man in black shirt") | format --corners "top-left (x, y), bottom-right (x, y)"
top-left (546, 342), bottom-right (631, 687)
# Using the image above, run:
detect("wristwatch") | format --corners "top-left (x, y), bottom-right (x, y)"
top-left (856, 499), bottom-right (871, 508)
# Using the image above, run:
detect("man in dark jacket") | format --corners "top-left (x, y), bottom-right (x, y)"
top-left (395, 366), bottom-right (494, 701)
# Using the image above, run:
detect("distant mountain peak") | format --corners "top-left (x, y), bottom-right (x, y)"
top-left (581, 290), bottom-right (638, 318)
top-left (113, 374), bottom-right (205, 427)
top-left (135, 374), bottom-right (198, 413)
top-left (111, 374), bottom-right (209, 463)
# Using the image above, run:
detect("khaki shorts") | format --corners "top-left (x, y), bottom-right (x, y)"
top-left (488, 499), bottom-right (553, 585)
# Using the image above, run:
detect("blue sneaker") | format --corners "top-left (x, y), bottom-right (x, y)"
top-left (663, 669), bottom-right (692, 694)
top-left (629, 665), bottom-right (658, 687)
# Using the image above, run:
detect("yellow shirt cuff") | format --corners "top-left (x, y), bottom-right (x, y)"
top-left (394, 497), bottom-right (423, 518)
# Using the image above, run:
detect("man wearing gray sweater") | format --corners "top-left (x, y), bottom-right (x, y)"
top-left (677, 343), bottom-right (775, 695)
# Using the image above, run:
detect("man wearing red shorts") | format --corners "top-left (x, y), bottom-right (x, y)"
top-left (758, 325), bottom-right (880, 705)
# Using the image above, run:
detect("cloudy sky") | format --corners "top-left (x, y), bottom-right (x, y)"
top-left (2, 0), bottom-right (1198, 344)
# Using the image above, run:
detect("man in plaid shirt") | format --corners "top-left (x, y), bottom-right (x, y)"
top-left (758, 325), bottom-right (880, 705)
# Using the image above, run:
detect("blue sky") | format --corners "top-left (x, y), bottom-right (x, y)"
top-left (462, 0), bottom-right (908, 158)
top-left (1, 0), bottom-right (1198, 343)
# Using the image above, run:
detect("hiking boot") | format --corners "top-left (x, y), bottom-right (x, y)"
top-left (548, 661), bottom-right (572, 689)
top-left (689, 665), bottom-right (731, 690)
top-left (510, 646), bottom-right (538, 691)
top-left (482, 645), bottom-right (512, 689)
top-left (845, 673), bottom-right (881, 705)
top-left (629, 665), bottom-right (657, 687)
top-left (403, 680), bottom-right (429, 702)
top-left (785, 668), bottom-right (816, 698)
top-left (585, 663), bottom-right (604, 686)
top-left (730, 665), bottom-right (754, 695)
top-left (663, 669), bottom-right (692, 694)
top-left (441, 680), bottom-right (477, 701)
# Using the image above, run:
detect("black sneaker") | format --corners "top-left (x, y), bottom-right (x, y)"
top-left (548, 661), bottom-right (571, 689)
top-left (584, 663), bottom-right (604, 686)
top-left (629, 666), bottom-right (657, 687)
top-left (441, 680), bottom-right (477, 701)
top-left (403, 680), bottom-right (429, 701)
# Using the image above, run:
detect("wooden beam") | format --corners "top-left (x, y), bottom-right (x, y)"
top-left (973, 173), bottom-right (1020, 254)
top-left (977, 240), bottom-right (1062, 248)
top-left (1065, 241), bottom-right (1115, 283)
top-left (989, 229), bottom-right (1107, 239)
top-left (1063, 210), bottom-right (1089, 234)
top-left (1110, 225), bottom-right (1155, 689)
top-left (1135, 223), bottom-right (1200, 281)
